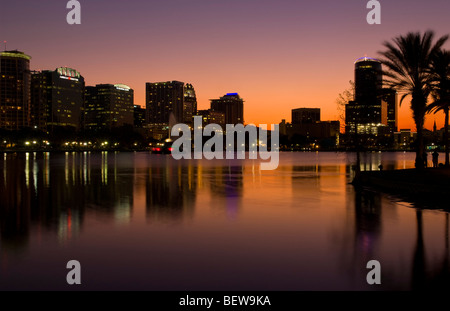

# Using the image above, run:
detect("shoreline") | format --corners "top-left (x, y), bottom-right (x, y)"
top-left (354, 168), bottom-right (450, 209)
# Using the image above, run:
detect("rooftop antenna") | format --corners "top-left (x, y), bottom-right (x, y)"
top-left (2, 41), bottom-right (6, 51)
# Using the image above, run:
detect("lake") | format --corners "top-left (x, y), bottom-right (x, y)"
top-left (0, 151), bottom-right (448, 290)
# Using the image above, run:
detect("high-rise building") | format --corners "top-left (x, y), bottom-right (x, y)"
top-left (354, 57), bottom-right (382, 104)
top-left (85, 84), bottom-right (134, 130)
top-left (210, 93), bottom-right (244, 125)
top-left (345, 57), bottom-right (388, 134)
top-left (292, 108), bottom-right (321, 125)
top-left (0, 50), bottom-right (31, 130)
top-left (183, 83), bottom-right (197, 125)
top-left (31, 67), bottom-right (85, 131)
top-left (146, 81), bottom-right (184, 125)
top-left (382, 88), bottom-right (398, 133)
top-left (134, 105), bottom-right (146, 128)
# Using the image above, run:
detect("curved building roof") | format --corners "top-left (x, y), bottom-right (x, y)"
top-left (0, 50), bottom-right (31, 61)
top-left (354, 56), bottom-right (380, 64)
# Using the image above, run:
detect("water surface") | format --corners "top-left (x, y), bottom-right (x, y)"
top-left (0, 151), bottom-right (448, 290)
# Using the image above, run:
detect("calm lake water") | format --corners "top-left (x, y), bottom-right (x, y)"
top-left (0, 151), bottom-right (449, 290)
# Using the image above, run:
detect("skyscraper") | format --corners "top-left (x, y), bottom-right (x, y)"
top-left (345, 57), bottom-right (388, 135)
top-left (146, 81), bottom-right (185, 125)
top-left (183, 83), bottom-right (197, 125)
top-left (31, 67), bottom-right (85, 131)
top-left (134, 105), bottom-right (146, 128)
top-left (354, 57), bottom-right (382, 104)
top-left (210, 93), bottom-right (244, 125)
top-left (0, 50), bottom-right (31, 130)
top-left (382, 88), bottom-right (398, 133)
top-left (85, 84), bottom-right (134, 130)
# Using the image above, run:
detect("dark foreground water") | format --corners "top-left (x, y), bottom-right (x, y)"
top-left (0, 151), bottom-right (448, 290)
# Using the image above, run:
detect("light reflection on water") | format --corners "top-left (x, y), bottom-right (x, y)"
top-left (0, 151), bottom-right (448, 290)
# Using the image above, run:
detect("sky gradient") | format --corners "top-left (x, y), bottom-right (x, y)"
top-left (2, 0), bottom-right (450, 130)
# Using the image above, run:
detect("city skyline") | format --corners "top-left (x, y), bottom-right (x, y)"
top-left (2, 0), bottom-right (450, 294)
top-left (3, 0), bottom-right (450, 131)
top-left (0, 46), bottom-right (440, 136)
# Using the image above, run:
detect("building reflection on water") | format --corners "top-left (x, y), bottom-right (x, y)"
top-left (0, 152), bottom-right (246, 259)
top-left (209, 165), bottom-right (244, 219)
top-left (339, 186), bottom-right (450, 290)
top-left (0, 152), bottom-right (135, 253)
top-left (353, 189), bottom-right (382, 261)
top-left (145, 162), bottom-right (197, 221)
top-left (1, 151), bottom-right (450, 290)
top-left (288, 155), bottom-right (450, 290)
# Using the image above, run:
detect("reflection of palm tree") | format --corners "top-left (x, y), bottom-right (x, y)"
top-left (427, 50), bottom-right (450, 167)
top-left (412, 210), bottom-right (426, 290)
top-left (444, 214), bottom-right (449, 273)
top-left (379, 31), bottom-right (448, 169)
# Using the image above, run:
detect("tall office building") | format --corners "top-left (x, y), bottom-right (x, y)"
top-left (292, 108), bottom-right (321, 125)
top-left (85, 84), bottom-right (134, 130)
top-left (183, 83), bottom-right (197, 125)
top-left (345, 57), bottom-right (388, 134)
top-left (134, 105), bottom-right (146, 128)
top-left (0, 50), bottom-right (31, 130)
top-left (146, 81), bottom-right (185, 125)
top-left (31, 67), bottom-right (85, 131)
top-left (210, 93), bottom-right (244, 125)
top-left (354, 57), bottom-right (382, 103)
top-left (382, 88), bottom-right (398, 133)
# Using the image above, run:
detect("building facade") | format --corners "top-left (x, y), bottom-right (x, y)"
top-left (183, 83), bottom-right (197, 126)
top-left (31, 67), bottom-right (85, 131)
top-left (292, 108), bottom-right (320, 125)
top-left (146, 81), bottom-right (184, 126)
top-left (134, 105), bottom-right (146, 128)
top-left (382, 88), bottom-right (398, 133)
top-left (85, 84), bottom-right (134, 130)
top-left (0, 50), bottom-right (31, 130)
top-left (345, 57), bottom-right (390, 135)
top-left (197, 109), bottom-right (226, 127)
top-left (281, 107), bottom-right (339, 140)
top-left (210, 93), bottom-right (244, 125)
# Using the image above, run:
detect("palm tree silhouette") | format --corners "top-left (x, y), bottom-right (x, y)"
top-left (379, 31), bottom-right (448, 169)
top-left (427, 49), bottom-right (450, 167)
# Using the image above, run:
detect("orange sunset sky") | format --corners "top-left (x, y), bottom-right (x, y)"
top-left (2, 0), bottom-right (450, 131)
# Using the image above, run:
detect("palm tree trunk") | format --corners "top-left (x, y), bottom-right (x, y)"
top-left (445, 108), bottom-right (449, 167)
top-left (412, 209), bottom-right (426, 289)
top-left (416, 123), bottom-right (425, 170)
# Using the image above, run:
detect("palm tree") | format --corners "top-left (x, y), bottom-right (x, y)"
top-left (427, 49), bottom-right (450, 167)
top-left (379, 31), bottom-right (448, 169)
